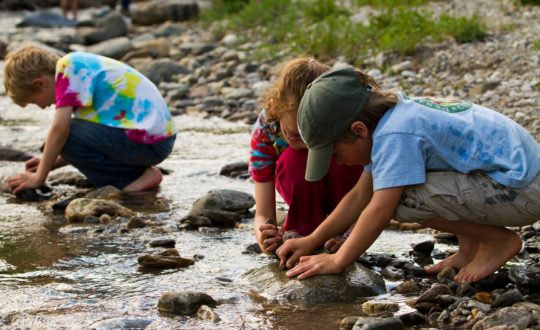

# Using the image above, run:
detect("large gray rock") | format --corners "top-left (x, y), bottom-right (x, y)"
top-left (65, 198), bottom-right (133, 223)
top-left (78, 11), bottom-right (128, 45)
top-left (86, 37), bottom-right (132, 59)
top-left (244, 262), bottom-right (386, 305)
top-left (139, 58), bottom-right (189, 85)
top-left (16, 11), bottom-right (77, 28)
top-left (132, 0), bottom-right (199, 26)
top-left (178, 189), bottom-right (254, 228)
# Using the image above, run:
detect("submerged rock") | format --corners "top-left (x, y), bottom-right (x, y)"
top-left (196, 305), bottom-right (221, 322)
top-left (178, 189), bottom-right (255, 229)
top-left (244, 262), bottom-right (386, 305)
top-left (15, 185), bottom-right (53, 202)
top-left (91, 317), bottom-right (153, 330)
top-left (0, 147), bottom-right (33, 161)
top-left (65, 198), bottom-right (133, 222)
top-left (219, 161), bottom-right (249, 178)
top-left (158, 291), bottom-right (217, 316)
top-left (127, 215), bottom-right (148, 229)
top-left (52, 197), bottom-right (75, 211)
top-left (149, 239), bottom-right (176, 248)
top-left (138, 248), bottom-right (195, 270)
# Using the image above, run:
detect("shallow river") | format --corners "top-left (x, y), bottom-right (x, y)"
top-left (0, 93), bottom-right (439, 329)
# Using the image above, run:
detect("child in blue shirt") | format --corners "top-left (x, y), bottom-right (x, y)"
top-left (277, 66), bottom-right (540, 283)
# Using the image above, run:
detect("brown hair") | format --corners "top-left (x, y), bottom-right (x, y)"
top-left (261, 57), bottom-right (329, 122)
top-left (337, 70), bottom-right (400, 143)
top-left (3, 46), bottom-right (59, 107)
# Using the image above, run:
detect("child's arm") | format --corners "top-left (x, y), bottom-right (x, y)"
top-left (285, 185), bottom-right (404, 279)
top-left (8, 107), bottom-right (72, 193)
top-left (25, 155), bottom-right (69, 173)
top-left (277, 171), bottom-right (374, 268)
top-left (254, 181), bottom-right (283, 254)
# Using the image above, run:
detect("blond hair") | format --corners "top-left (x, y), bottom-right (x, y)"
top-left (337, 70), bottom-right (400, 143)
top-left (261, 57), bottom-right (329, 122)
top-left (3, 46), bottom-right (59, 107)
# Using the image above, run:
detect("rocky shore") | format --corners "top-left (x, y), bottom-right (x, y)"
top-left (0, 0), bottom-right (539, 329)
top-left (1, 1), bottom-right (538, 141)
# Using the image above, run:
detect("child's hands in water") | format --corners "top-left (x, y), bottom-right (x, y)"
top-left (7, 172), bottom-right (43, 194)
top-left (285, 253), bottom-right (345, 280)
top-left (257, 223), bottom-right (283, 254)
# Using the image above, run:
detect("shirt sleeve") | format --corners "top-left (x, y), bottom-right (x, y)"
top-left (371, 133), bottom-right (427, 190)
top-left (249, 112), bottom-right (278, 182)
top-left (55, 54), bottom-right (94, 109)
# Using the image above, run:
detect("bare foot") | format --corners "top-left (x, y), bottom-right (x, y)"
top-left (425, 235), bottom-right (478, 274)
top-left (454, 229), bottom-right (522, 283)
top-left (425, 251), bottom-right (472, 274)
top-left (122, 167), bottom-right (162, 192)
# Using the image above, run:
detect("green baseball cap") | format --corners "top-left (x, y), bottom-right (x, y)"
top-left (297, 66), bottom-right (371, 182)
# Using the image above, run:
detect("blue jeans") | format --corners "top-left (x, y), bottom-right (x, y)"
top-left (61, 119), bottom-right (176, 189)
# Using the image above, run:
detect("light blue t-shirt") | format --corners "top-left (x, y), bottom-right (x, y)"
top-left (365, 94), bottom-right (540, 190)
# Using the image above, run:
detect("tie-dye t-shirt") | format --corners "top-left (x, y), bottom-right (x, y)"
top-left (55, 52), bottom-right (176, 144)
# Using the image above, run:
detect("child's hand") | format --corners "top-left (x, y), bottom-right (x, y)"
top-left (257, 224), bottom-right (283, 254)
top-left (285, 253), bottom-right (345, 280)
top-left (276, 236), bottom-right (317, 269)
top-left (25, 157), bottom-right (40, 173)
top-left (324, 231), bottom-right (351, 253)
top-left (324, 237), bottom-right (345, 253)
top-left (7, 172), bottom-right (43, 194)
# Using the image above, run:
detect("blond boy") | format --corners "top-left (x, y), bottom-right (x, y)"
top-left (4, 46), bottom-right (176, 193)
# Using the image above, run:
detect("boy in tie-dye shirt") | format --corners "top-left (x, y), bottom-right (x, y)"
top-left (4, 46), bottom-right (176, 193)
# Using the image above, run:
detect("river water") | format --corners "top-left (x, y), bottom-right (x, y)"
top-left (0, 10), bottom-right (436, 329)
top-left (0, 92), bottom-right (438, 329)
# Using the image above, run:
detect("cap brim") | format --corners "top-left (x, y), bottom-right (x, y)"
top-left (305, 144), bottom-right (334, 182)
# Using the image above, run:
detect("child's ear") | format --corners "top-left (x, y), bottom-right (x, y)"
top-left (350, 121), bottom-right (369, 138)
top-left (31, 77), bottom-right (47, 89)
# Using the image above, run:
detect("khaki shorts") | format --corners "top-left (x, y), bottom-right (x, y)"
top-left (394, 171), bottom-right (540, 227)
